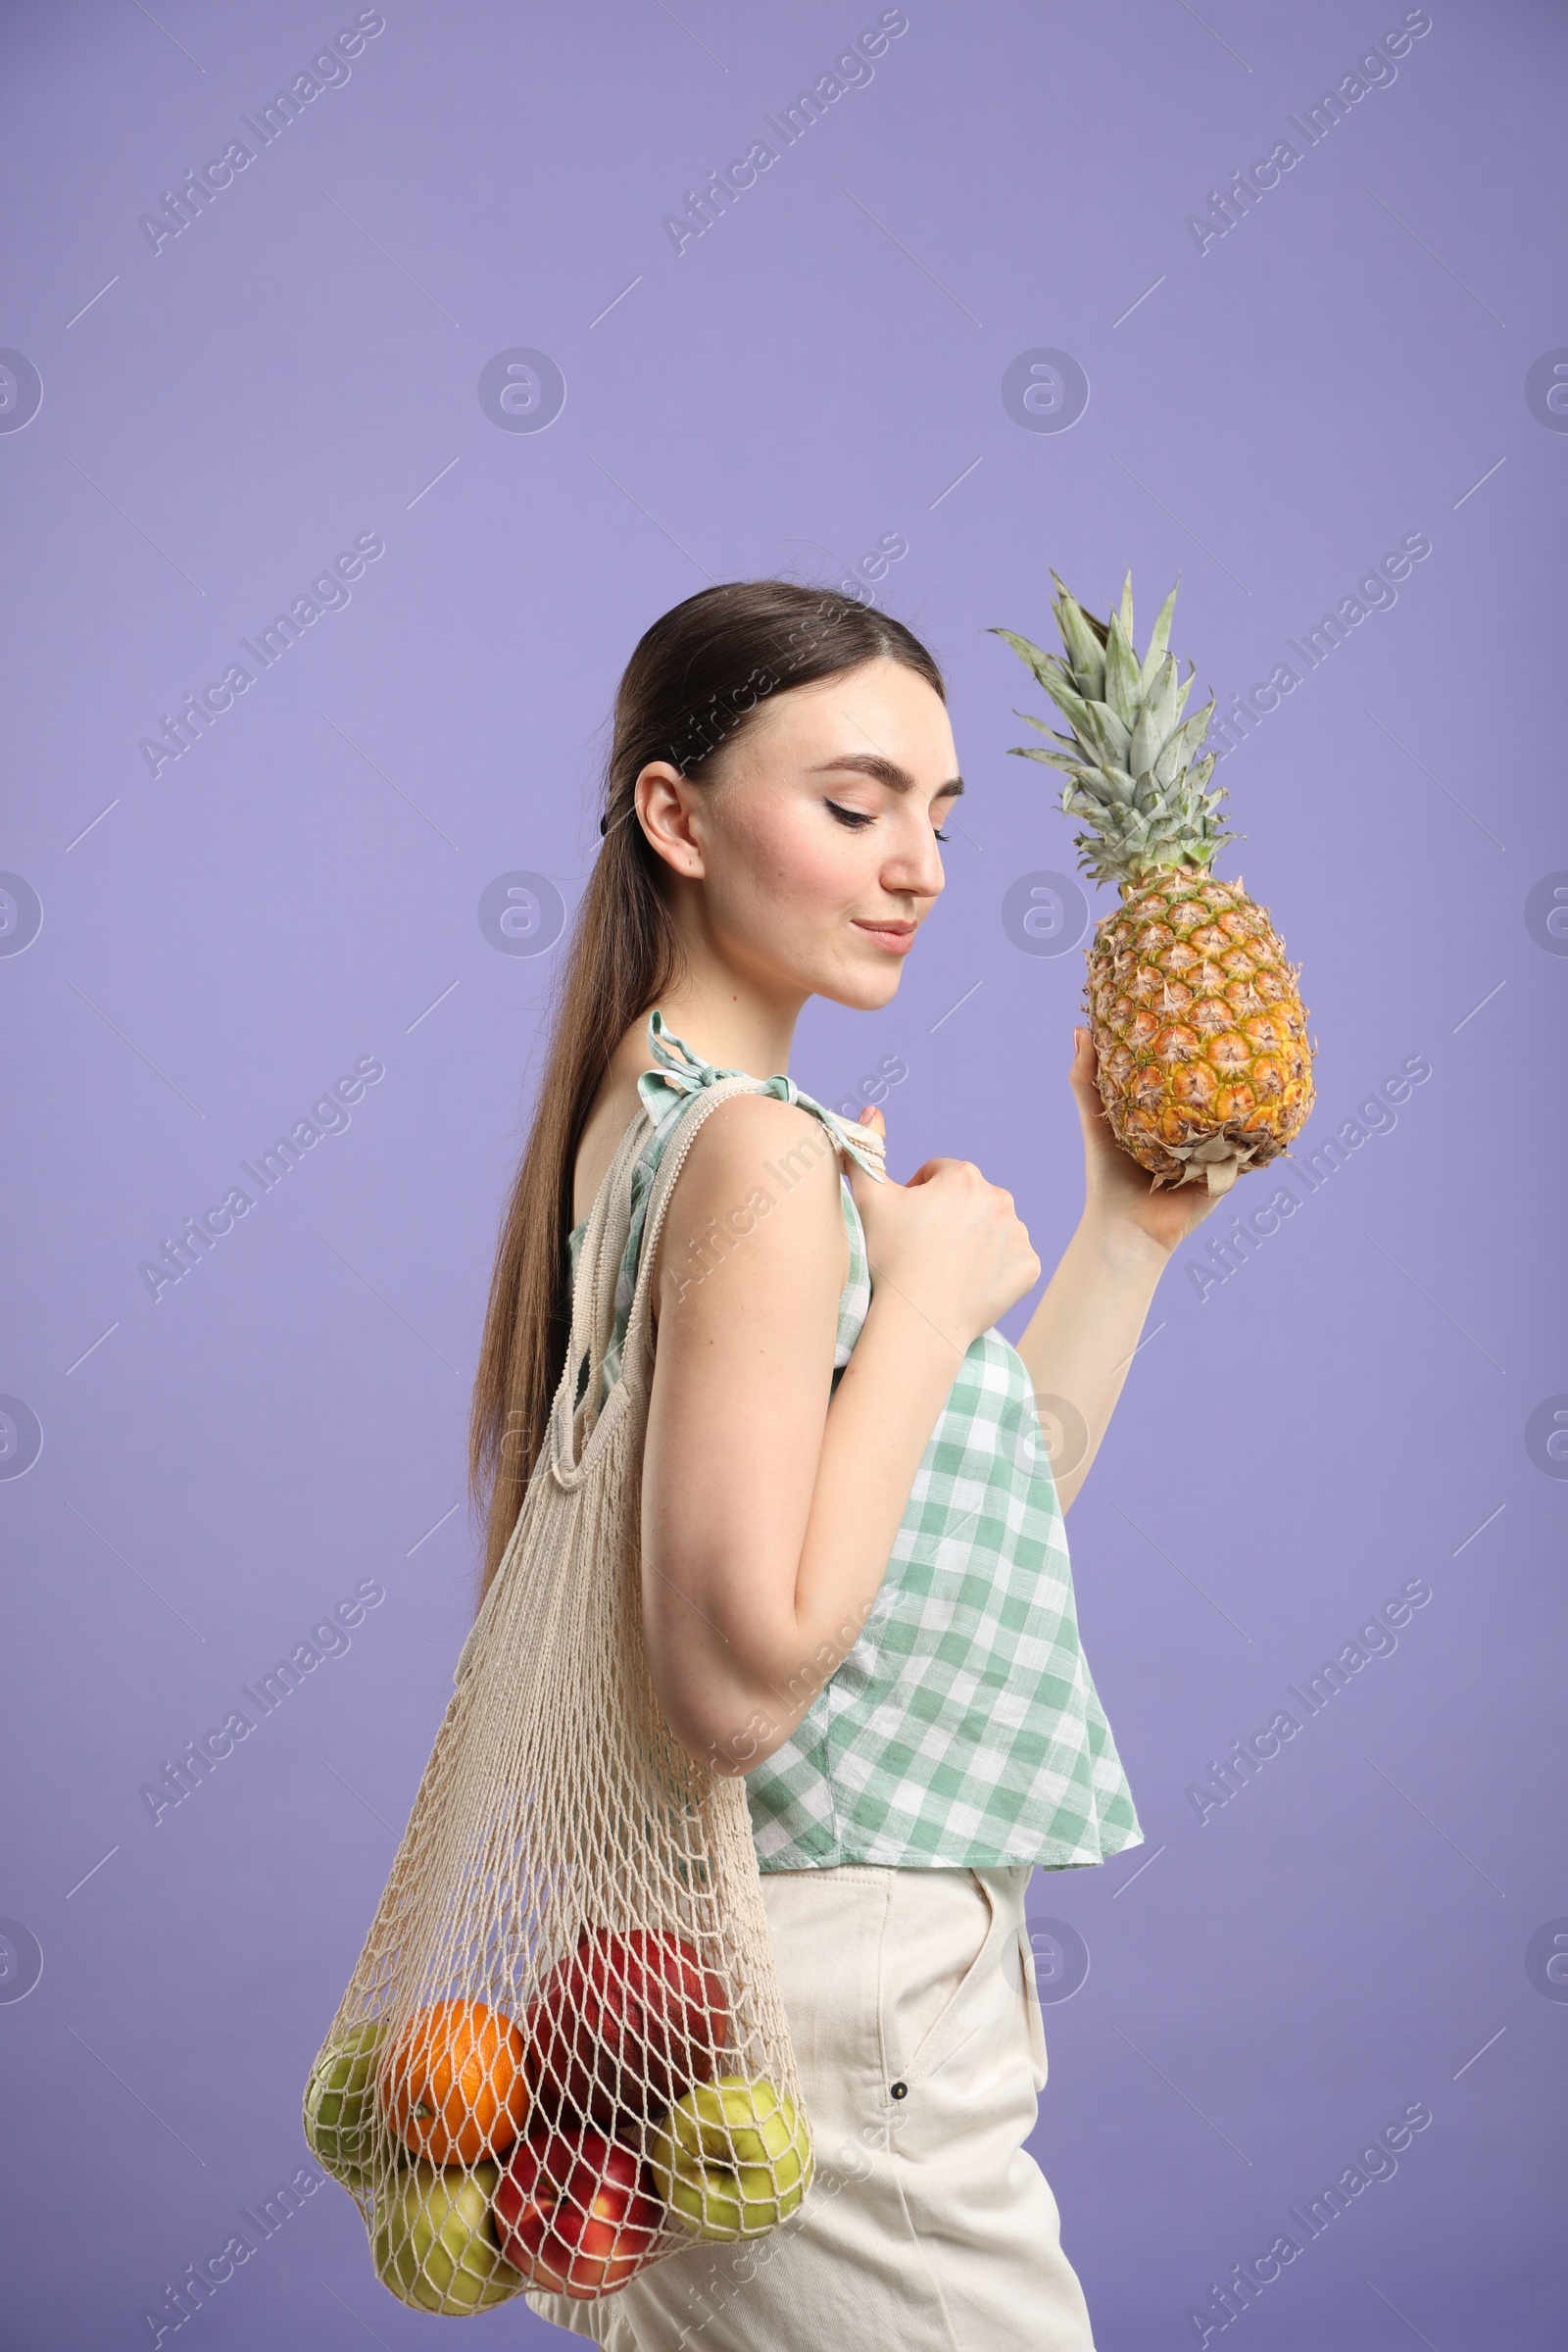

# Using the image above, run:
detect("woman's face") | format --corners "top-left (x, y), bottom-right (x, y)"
top-left (638, 657), bottom-right (961, 1011)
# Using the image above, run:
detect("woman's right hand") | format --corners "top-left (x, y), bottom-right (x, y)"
top-left (843, 1108), bottom-right (1042, 1352)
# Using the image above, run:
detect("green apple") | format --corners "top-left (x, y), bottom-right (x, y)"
top-left (648, 2076), bottom-right (813, 2241)
top-left (373, 2161), bottom-right (525, 2313)
top-left (304, 2022), bottom-right (387, 2187)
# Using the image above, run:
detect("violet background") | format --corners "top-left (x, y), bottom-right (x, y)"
top-left (2, 2), bottom-right (1564, 2345)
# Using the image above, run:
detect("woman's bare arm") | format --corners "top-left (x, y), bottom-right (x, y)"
top-left (1012, 1027), bottom-right (1221, 1510)
top-left (641, 1096), bottom-right (973, 1775)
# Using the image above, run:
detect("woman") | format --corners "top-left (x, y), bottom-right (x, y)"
top-left (469, 580), bottom-right (1218, 2349)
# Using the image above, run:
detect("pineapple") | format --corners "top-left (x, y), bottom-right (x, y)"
top-left (993, 570), bottom-right (1314, 1196)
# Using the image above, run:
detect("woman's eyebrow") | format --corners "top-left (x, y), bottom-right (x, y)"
top-left (807, 753), bottom-right (964, 799)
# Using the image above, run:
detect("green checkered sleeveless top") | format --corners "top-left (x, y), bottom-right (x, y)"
top-left (567, 1008), bottom-right (1144, 1875)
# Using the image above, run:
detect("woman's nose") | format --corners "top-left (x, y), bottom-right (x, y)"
top-left (884, 833), bottom-right (944, 896)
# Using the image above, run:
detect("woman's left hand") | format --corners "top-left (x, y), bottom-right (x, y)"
top-left (1069, 1025), bottom-right (1227, 1257)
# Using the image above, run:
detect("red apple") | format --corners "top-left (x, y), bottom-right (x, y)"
top-left (493, 2126), bottom-right (663, 2298)
top-left (526, 1931), bottom-right (728, 2126)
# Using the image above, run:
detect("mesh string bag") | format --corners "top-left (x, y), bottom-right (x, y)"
top-left (304, 1072), bottom-right (847, 2313)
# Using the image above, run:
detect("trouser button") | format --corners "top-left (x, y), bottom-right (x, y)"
top-left (890, 2081), bottom-right (908, 2100)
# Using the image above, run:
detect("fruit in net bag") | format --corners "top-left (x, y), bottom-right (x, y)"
top-left (648, 2075), bottom-right (813, 2241)
top-left (994, 570), bottom-right (1315, 1194)
top-left (304, 2020), bottom-right (385, 2187)
top-left (379, 1997), bottom-right (530, 2166)
top-left (373, 2160), bottom-right (525, 2313)
top-left (306, 1066), bottom-right (818, 2308)
top-left (527, 1929), bottom-right (729, 2126)
top-left (494, 2126), bottom-right (664, 2297)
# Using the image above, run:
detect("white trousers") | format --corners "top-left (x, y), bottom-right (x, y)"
top-left (525, 1863), bottom-right (1097, 2351)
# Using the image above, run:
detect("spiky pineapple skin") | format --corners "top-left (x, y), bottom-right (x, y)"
top-left (1087, 866), bottom-right (1313, 1190)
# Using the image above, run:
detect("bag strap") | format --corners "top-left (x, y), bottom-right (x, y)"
top-left (452, 1109), bottom-right (654, 1686)
top-left (544, 1095), bottom-right (665, 1479)
top-left (565, 1102), bottom-right (656, 1437)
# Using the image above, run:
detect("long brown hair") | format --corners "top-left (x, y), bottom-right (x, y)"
top-left (467, 578), bottom-right (946, 1603)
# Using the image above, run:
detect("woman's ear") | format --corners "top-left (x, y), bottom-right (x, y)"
top-left (635, 760), bottom-right (707, 880)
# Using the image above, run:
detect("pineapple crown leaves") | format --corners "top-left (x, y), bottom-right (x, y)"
top-left (989, 568), bottom-right (1242, 890)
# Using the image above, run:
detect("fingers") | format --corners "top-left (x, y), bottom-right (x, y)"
top-left (905, 1159), bottom-right (1014, 1209)
top-left (1070, 1024), bottom-right (1100, 1083)
top-left (843, 1136), bottom-right (900, 1195)
top-left (903, 1155), bottom-right (965, 1188)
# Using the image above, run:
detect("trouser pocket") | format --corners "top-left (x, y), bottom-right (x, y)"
top-left (897, 1870), bottom-right (1014, 2091)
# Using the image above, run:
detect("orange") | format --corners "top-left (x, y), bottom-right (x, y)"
top-left (381, 1998), bottom-right (529, 2167)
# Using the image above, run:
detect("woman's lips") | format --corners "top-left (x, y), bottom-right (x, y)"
top-left (852, 919), bottom-right (916, 956)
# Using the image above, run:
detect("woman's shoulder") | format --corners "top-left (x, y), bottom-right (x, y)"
top-left (655, 1090), bottom-right (843, 1226)
top-left (642, 1091), bottom-right (847, 1312)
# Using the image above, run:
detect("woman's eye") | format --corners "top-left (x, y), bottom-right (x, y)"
top-left (825, 800), bottom-right (874, 829)
top-left (934, 828), bottom-right (951, 843)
